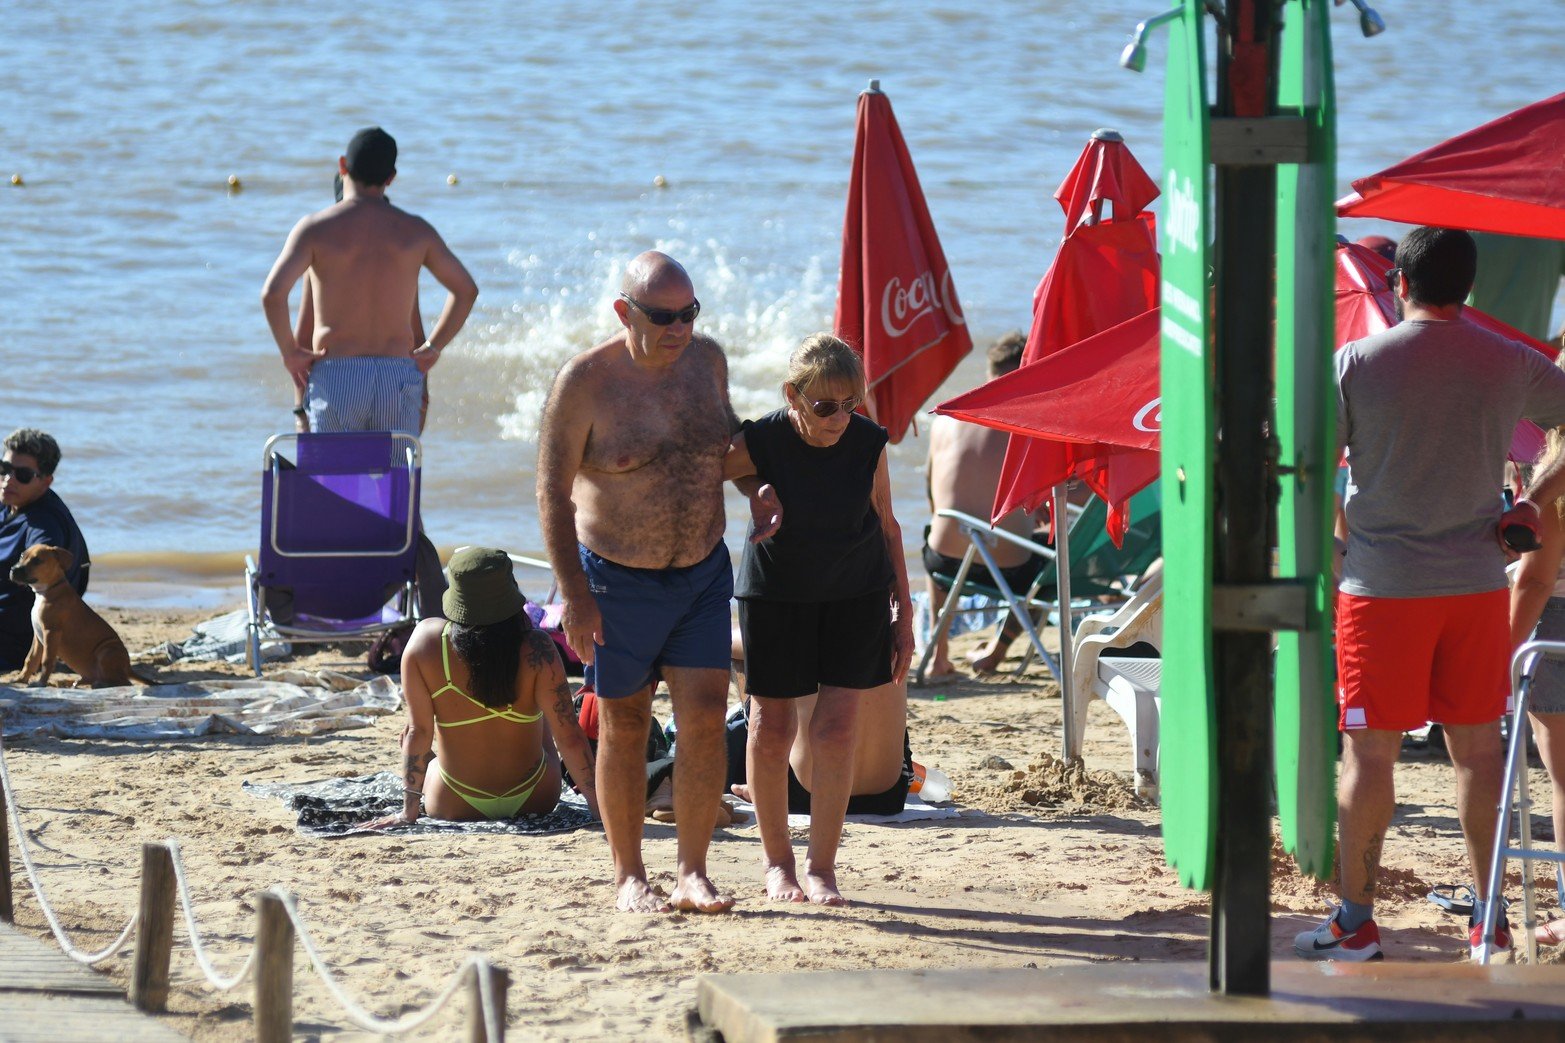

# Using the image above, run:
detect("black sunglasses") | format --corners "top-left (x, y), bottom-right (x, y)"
top-left (0, 461), bottom-right (41, 484)
top-left (793, 385), bottom-right (863, 419)
top-left (1384, 266), bottom-right (1402, 291)
top-left (620, 293), bottom-right (700, 326)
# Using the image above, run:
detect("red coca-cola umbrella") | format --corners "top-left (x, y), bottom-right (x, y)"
top-left (1335, 238), bottom-right (1556, 462)
top-left (990, 130), bottom-right (1161, 544)
top-left (1337, 93), bottom-right (1565, 240)
top-left (833, 81), bottom-right (971, 443)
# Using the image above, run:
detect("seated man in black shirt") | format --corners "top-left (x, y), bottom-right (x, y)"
top-left (0, 429), bottom-right (89, 672)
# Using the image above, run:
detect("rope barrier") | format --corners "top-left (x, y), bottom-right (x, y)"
top-left (0, 732), bottom-right (136, 965)
top-left (0, 735), bottom-right (508, 1036)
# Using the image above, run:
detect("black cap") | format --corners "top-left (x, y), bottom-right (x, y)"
top-left (345, 127), bottom-right (397, 186)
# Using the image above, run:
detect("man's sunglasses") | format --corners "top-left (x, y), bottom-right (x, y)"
top-left (1384, 266), bottom-right (1402, 291)
top-left (0, 461), bottom-right (41, 484)
top-left (620, 293), bottom-right (700, 326)
top-left (793, 385), bottom-right (863, 418)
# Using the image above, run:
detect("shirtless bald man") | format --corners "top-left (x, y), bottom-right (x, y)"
top-left (538, 251), bottom-right (779, 913)
top-left (261, 127), bottom-right (478, 433)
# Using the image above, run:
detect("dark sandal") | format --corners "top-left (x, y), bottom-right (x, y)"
top-left (1427, 883), bottom-right (1475, 916)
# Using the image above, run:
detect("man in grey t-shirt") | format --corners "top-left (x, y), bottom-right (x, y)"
top-left (1297, 227), bottom-right (1565, 964)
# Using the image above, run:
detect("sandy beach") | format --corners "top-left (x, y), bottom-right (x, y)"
top-left (0, 604), bottom-right (1555, 1041)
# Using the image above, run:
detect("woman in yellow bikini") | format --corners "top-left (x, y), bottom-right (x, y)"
top-left (360, 547), bottom-right (599, 827)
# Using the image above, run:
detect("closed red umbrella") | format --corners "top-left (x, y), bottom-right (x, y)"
top-left (833, 81), bottom-right (970, 443)
top-left (1335, 239), bottom-right (1557, 461)
top-left (989, 130), bottom-right (1161, 544)
top-left (1337, 93), bottom-right (1565, 240)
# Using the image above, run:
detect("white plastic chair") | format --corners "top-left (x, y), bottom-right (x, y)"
top-left (1068, 565), bottom-right (1163, 798)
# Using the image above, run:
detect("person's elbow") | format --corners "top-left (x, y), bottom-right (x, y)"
top-left (401, 721), bottom-right (435, 753)
top-left (454, 274), bottom-right (479, 307)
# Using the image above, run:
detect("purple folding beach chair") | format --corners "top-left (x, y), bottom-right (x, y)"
top-left (243, 432), bottom-right (423, 675)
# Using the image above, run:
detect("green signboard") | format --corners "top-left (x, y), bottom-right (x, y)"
top-left (1158, 0), bottom-right (1217, 891)
top-left (1273, 0), bottom-right (1337, 881)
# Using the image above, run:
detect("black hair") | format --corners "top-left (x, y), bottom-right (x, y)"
top-left (448, 612), bottom-right (534, 709)
top-left (1397, 226), bottom-right (1477, 308)
top-left (4, 428), bottom-right (61, 475)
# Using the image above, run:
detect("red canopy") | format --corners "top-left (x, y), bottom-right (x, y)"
top-left (1337, 93), bottom-right (1565, 240)
top-left (833, 85), bottom-right (971, 443)
top-left (936, 308), bottom-right (1162, 530)
top-left (988, 132), bottom-right (1161, 543)
top-left (1335, 240), bottom-right (1556, 462)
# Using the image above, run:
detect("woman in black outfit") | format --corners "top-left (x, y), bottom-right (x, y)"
top-left (724, 333), bottom-right (914, 905)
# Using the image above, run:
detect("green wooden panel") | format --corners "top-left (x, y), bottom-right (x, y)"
top-left (1273, 0), bottom-right (1338, 882)
top-left (1157, 0), bottom-right (1218, 892)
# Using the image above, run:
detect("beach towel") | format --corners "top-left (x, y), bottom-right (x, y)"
top-left (0, 671), bottom-right (398, 739)
top-left (159, 608), bottom-right (291, 665)
top-left (244, 772), bottom-right (593, 838)
top-left (727, 793), bottom-right (965, 828)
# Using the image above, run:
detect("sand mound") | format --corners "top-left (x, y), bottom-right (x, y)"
top-left (965, 750), bottom-right (1145, 814)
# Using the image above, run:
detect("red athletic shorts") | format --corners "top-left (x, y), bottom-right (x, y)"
top-left (1335, 589), bottom-right (1510, 731)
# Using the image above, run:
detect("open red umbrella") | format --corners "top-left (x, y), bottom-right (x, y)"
top-left (1335, 239), bottom-right (1557, 462)
top-left (1337, 93), bottom-right (1565, 240)
top-left (988, 130), bottom-right (1161, 544)
top-left (833, 81), bottom-right (970, 443)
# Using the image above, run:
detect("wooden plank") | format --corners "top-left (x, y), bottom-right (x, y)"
top-left (0, 923), bottom-right (120, 995)
top-left (0, 924), bottom-right (187, 1041)
top-left (696, 963), bottom-right (1565, 1043)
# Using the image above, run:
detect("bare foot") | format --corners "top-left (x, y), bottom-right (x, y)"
top-left (965, 650), bottom-right (1004, 675)
top-left (729, 783), bottom-right (753, 802)
top-left (645, 776), bottom-right (675, 819)
top-left (803, 865), bottom-right (849, 907)
top-left (1537, 918), bottom-right (1565, 946)
top-left (928, 658), bottom-right (959, 680)
top-left (616, 876), bottom-right (671, 913)
top-left (764, 863), bottom-right (807, 903)
top-left (670, 873), bottom-right (736, 913)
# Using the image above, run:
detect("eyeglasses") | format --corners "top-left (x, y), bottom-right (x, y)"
top-left (0, 461), bottom-right (40, 484)
top-left (793, 385), bottom-right (863, 418)
top-left (1384, 266), bottom-right (1402, 291)
top-left (620, 293), bottom-right (700, 327)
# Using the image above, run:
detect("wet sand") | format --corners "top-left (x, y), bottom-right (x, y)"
top-left (0, 606), bottom-right (1558, 1041)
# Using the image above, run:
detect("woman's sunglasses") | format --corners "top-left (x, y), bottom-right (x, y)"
top-left (620, 293), bottom-right (701, 326)
top-left (793, 385), bottom-right (863, 418)
top-left (0, 461), bottom-right (40, 484)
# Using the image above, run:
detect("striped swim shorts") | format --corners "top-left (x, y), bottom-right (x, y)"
top-left (305, 357), bottom-right (424, 434)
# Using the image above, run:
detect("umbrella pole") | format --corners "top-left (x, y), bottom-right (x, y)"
top-left (1052, 484), bottom-right (1077, 762)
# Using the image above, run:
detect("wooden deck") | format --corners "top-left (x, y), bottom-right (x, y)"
top-left (0, 922), bottom-right (187, 1042)
top-left (693, 961), bottom-right (1565, 1042)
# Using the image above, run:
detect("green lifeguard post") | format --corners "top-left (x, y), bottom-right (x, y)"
top-left (690, 2), bottom-right (1565, 1036)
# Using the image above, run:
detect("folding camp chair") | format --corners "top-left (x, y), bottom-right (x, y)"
top-left (1480, 638), bottom-right (1565, 965)
top-left (914, 485), bottom-right (1162, 688)
top-left (1069, 565), bottom-right (1163, 798)
top-left (243, 432), bottom-right (424, 675)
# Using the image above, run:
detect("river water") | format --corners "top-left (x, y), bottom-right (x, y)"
top-left (2, 1), bottom-right (1558, 606)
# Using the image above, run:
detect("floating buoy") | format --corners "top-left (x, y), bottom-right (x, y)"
top-left (9, 174), bottom-right (22, 186)
top-left (447, 173), bottom-right (459, 185)
top-left (226, 174), bottom-right (242, 191)
top-left (652, 174), bottom-right (668, 189)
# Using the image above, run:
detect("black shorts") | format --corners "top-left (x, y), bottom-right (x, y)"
top-left (787, 728), bottom-right (914, 816)
top-left (921, 541), bottom-right (1042, 594)
top-left (738, 590), bottom-right (893, 698)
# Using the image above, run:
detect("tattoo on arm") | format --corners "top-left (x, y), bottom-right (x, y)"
top-left (404, 750), bottom-right (436, 792)
top-left (524, 630), bottom-right (555, 670)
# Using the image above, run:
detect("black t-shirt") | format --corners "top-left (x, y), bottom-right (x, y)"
top-left (735, 409), bottom-right (894, 602)
top-left (0, 490), bottom-right (89, 641)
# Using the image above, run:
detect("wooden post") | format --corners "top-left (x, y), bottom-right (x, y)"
top-left (130, 842), bottom-right (176, 1011)
top-left (0, 758), bottom-right (12, 924)
top-left (254, 891), bottom-right (294, 1043)
top-left (466, 961), bottom-right (509, 1043)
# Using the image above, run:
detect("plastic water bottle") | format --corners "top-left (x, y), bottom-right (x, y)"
top-left (910, 761), bottom-right (952, 803)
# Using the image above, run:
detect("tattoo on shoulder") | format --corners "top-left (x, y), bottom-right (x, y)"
top-left (524, 630), bottom-right (557, 670)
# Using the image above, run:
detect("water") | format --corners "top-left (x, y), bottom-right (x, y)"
top-left (3, 1), bottom-right (1560, 604)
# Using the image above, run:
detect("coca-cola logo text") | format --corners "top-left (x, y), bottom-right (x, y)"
top-left (1133, 398), bottom-right (1162, 432)
top-left (880, 267), bottom-right (966, 337)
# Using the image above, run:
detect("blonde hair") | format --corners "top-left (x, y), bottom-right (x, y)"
top-left (786, 333), bottom-right (865, 400)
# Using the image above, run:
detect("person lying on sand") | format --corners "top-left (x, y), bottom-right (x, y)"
top-left (358, 548), bottom-right (598, 829)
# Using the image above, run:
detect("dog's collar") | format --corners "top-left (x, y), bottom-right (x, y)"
top-left (32, 578), bottom-right (69, 596)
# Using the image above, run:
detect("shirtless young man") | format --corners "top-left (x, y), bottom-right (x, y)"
top-left (923, 333), bottom-right (1043, 675)
top-left (261, 126), bottom-right (477, 433)
top-left (537, 251), bottom-right (779, 913)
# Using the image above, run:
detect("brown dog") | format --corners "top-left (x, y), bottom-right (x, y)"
top-left (10, 543), bottom-right (151, 688)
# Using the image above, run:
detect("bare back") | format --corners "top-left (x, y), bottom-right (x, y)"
top-left (927, 414), bottom-right (1032, 567)
top-left (302, 199), bottom-right (432, 357)
top-left (561, 334), bottom-right (732, 568)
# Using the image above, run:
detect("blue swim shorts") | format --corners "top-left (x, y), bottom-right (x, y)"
top-left (580, 541), bottom-right (733, 699)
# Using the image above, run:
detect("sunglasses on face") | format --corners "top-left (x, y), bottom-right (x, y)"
top-left (793, 385), bottom-right (863, 418)
top-left (0, 461), bottom-right (40, 484)
top-left (1384, 266), bottom-right (1402, 291)
top-left (620, 293), bottom-right (700, 326)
